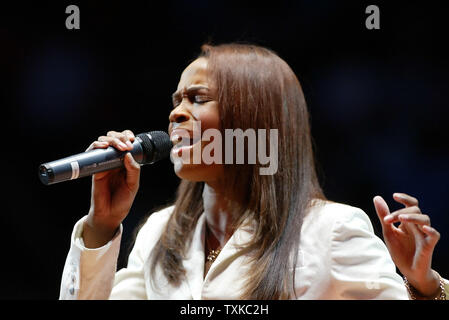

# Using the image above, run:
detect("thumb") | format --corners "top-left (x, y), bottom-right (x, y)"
top-left (422, 225), bottom-right (441, 250)
top-left (124, 153), bottom-right (141, 190)
top-left (373, 195), bottom-right (394, 234)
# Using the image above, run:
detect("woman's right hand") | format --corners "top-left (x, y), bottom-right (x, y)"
top-left (82, 130), bottom-right (141, 248)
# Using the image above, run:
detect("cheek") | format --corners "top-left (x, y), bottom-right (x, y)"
top-left (193, 104), bottom-right (220, 131)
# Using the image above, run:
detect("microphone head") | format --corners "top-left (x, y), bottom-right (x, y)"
top-left (137, 131), bottom-right (172, 164)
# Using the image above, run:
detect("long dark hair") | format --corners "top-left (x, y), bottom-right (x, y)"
top-left (148, 43), bottom-right (325, 299)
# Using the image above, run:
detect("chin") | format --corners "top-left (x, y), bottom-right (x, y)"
top-left (172, 161), bottom-right (223, 183)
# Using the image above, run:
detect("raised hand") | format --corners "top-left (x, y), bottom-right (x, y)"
top-left (83, 130), bottom-right (141, 248)
top-left (373, 193), bottom-right (441, 297)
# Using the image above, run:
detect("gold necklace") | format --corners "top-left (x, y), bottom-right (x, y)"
top-left (206, 227), bottom-right (221, 263)
top-left (206, 249), bottom-right (221, 263)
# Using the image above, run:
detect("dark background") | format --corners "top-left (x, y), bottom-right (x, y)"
top-left (1, 1), bottom-right (448, 299)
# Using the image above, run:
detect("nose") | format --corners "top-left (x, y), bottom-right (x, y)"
top-left (169, 104), bottom-right (190, 124)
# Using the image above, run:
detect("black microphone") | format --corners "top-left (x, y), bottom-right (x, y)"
top-left (39, 131), bottom-right (172, 185)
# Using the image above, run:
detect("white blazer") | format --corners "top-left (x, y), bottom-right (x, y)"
top-left (59, 200), bottom-right (409, 300)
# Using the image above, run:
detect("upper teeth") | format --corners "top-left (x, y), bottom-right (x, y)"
top-left (171, 135), bottom-right (181, 145)
top-left (172, 135), bottom-right (193, 147)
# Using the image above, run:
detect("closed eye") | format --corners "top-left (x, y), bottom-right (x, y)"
top-left (192, 95), bottom-right (211, 104)
top-left (171, 85), bottom-right (213, 108)
top-left (171, 95), bottom-right (209, 108)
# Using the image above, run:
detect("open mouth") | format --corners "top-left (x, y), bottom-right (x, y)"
top-left (170, 131), bottom-right (202, 158)
top-left (172, 135), bottom-right (196, 146)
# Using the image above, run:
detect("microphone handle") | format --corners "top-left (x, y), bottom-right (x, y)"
top-left (39, 138), bottom-right (145, 185)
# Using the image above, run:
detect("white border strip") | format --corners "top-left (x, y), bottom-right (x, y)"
top-left (70, 161), bottom-right (80, 180)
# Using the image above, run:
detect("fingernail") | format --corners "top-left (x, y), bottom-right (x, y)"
top-left (384, 215), bottom-right (393, 222)
top-left (119, 142), bottom-right (127, 149)
top-left (126, 141), bottom-right (133, 149)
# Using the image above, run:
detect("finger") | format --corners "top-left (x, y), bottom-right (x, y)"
top-left (422, 225), bottom-right (440, 247)
top-left (85, 141), bottom-right (109, 152)
top-left (383, 206), bottom-right (422, 223)
top-left (92, 170), bottom-right (110, 182)
top-left (398, 213), bottom-right (430, 226)
top-left (98, 136), bottom-right (128, 151)
top-left (107, 130), bottom-right (131, 141)
top-left (122, 130), bottom-right (136, 142)
top-left (373, 196), bottom-right (394, 233)
top-left (124, 152), bottom-right (140, 170)
top-left (393, 193), bottom-right (419, 208)
top-left (122, 130), bottom-right (136, 149)
top-left (404, 221), bottom-right (423, 240)
top-left (107, 131), bottom-right (134, 150)
top-left (106, 130), bottom-right (120, 137)
top-left (124, 153), bottom-right (140, 190)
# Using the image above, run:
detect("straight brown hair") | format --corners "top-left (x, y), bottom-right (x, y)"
top-left (148, 43), bottom-right (325, 299)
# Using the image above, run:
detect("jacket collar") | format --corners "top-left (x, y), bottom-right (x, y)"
top-left (182, 211), bottom-right (255, 299)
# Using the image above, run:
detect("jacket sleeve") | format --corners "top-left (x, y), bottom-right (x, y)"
top-left (59, 215), bottom-right (151, 300)
top-left (59, 207), bottom-right (173, 300)
top-left (59, 216), bottom-right (123, 300)
top-left (328, 208), bottom-right (409, 299)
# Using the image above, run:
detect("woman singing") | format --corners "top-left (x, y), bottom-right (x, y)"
top-left (59, 43), bottom-right (409, 299)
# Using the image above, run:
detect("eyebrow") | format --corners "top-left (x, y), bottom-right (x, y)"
top-left (172, 85), bottom-right (210, 100)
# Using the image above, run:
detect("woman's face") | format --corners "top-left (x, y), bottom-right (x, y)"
top-left (168, 57), bottom-right (224, 185)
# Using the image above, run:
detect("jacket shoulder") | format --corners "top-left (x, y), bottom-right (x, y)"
top-left (131, 205), bottom-right (175, 256)
top-left (139, 205), bottom-right (175, 234)
top-left (303, 200), bottom-right (374, 236)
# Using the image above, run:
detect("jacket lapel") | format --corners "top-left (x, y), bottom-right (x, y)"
top-left (182, 213), bottom-right (206, 299)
